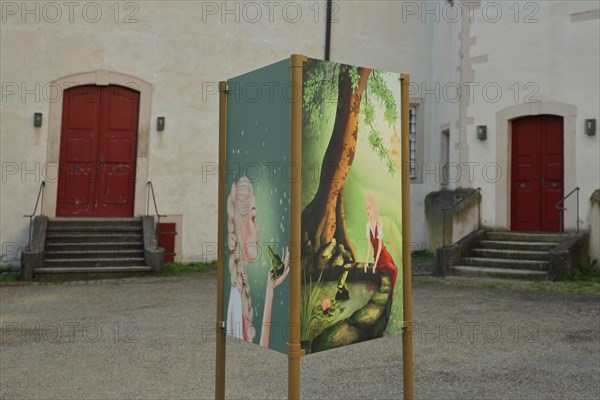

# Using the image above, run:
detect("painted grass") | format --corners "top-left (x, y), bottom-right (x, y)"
top-left (300, 269), bottom-right (325, 342)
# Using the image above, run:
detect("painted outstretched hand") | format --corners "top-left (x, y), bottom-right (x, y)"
top-left (267, 245), bottom-right (290, 289)
top-left (260, 245), bottom-right (289, 348)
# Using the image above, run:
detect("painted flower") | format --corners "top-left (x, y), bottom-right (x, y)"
top-left (322, 298), bottom-right (331, 312)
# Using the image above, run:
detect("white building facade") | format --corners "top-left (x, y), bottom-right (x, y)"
top-left (1, 1), bottom-right (598, 267)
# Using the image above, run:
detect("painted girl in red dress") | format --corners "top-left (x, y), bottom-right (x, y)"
top-left (363, 193), bottom-right (398, 294)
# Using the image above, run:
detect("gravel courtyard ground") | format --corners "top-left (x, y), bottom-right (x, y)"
top-left (1, 275), bottom-right (598, 400)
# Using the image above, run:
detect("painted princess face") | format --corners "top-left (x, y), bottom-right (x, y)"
top-left (241, 192), bottom-right (259, 261)
top-left (365, 201), bottom-right (373, 218)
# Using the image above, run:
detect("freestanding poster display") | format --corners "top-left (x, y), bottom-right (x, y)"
top-left (216, 55), bottom-right (413, 400)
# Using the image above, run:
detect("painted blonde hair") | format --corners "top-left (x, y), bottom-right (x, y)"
top-left (366, 192), bottom-right (380, 222)
top-left (227, 176), bottom-right (256, 340)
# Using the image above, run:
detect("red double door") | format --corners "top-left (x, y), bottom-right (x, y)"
top-left (511, 115), bottom-right (564, 232)
top-left (57, 85), bottom-right (139, 217)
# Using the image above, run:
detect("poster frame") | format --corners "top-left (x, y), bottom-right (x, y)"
top-left (215, 57), bottom-right (413, 400)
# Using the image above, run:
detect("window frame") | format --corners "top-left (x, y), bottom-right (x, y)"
top-left (409, 99), bottom-right (425, 184)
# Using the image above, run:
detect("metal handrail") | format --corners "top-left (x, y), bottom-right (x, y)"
top-left (146, 181), bottom-right (167, 242)
top-left (442, 187), bottom-right (482, 247)
top-left (556, 187), bottom-right (579, 233)
top-left (23, 181), bottom-right (46, 251)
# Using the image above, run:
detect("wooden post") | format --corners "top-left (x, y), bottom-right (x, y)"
top-left (215, 81), bottom-right (228, 400)
top-left (400, 73), bottom-right (414, 400)
top-left (288, 54), bottom-right (307, 400)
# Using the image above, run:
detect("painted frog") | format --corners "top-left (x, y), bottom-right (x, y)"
top-left (267, 245), bottom-right (285, 280)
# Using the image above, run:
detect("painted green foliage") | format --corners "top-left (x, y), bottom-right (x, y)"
top-left (301, 58), bottom-right (404, 354)
top-left (303, 60), bottom-right (399, 174)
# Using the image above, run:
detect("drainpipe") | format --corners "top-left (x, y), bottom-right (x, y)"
top-left (325, 0), bottom-right (332, 61)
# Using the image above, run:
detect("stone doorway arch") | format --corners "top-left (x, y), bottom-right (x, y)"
top-left (44, 70), bottom-right (152, 217)
top-left (495, 101), bottom-right (577, 230)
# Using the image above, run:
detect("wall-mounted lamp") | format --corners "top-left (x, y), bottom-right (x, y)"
top-left (585, 119), bottom-right (596, 136)
top-left (33, 112), bottom-right (43, 128)
top-left (476, 125), bottom-right (487, 141)
top-left (157, 117), bottom-right (165, 131)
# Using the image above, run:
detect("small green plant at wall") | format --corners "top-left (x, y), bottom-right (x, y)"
top-left (568, 259), bottom-right (600, 282)
top-left (412, 249), bottom-right (436, 261)
top-left (0, 272), bottom-right (19, 284)
top-left (163, 261), bottom-right (217, 277)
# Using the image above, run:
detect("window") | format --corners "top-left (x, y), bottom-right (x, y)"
top-left (441, 129), bottom-right (450, 189)
top-left (409, 100), bottom-right (424, 183)
top-left (409, 105), bottom-right (417, 178)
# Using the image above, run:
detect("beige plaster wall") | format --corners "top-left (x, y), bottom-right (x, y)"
top-left (0, 1), bottom-right (327, 265)
top-left (2, 1), bottom-right (598, 264)
top-left (1, 1), bottom-right (430, 265)
top-left (410, 0), bottom-right (599, 251)
top-left (463, 0), bottom-right (600, 231)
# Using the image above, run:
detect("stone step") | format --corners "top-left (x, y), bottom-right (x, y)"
top-left (45, 242), bottom-right (144, 251)
top-left (33, 266), bottom-right (154, 281)
top-left (48, 218), bottom-right (142, 227)
top-left (46, 233), bottom-right (143, 244)
top-left (25, 217), bottom-right (157, 282)
top-left (46, 226), bottom-right (143, 233)
top-left (471, 248), bottom-right (550, 261)
top-left (478, 240), bottom-right (557, 251)
top-left (36, 266), bottom-right (151, 273)
top-left (463, 257), bottom-right (548, 271)
top-left (486, 231), bottom-right (562, 243)
top-left (453, 266), bottom-right (548, 281)
top-left (43, 257), bottom-right (146, 268)
top-left (45, 249), bottom-right (144, 260)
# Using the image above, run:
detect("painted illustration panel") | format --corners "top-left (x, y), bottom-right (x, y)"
top-left (224, 59), bottom-right (291, 354)
top-left (300, 58), bottom-right (403, 354)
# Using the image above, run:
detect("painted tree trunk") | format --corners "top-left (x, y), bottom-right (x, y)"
top-left (301, 66), bottom-right (372, 257)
